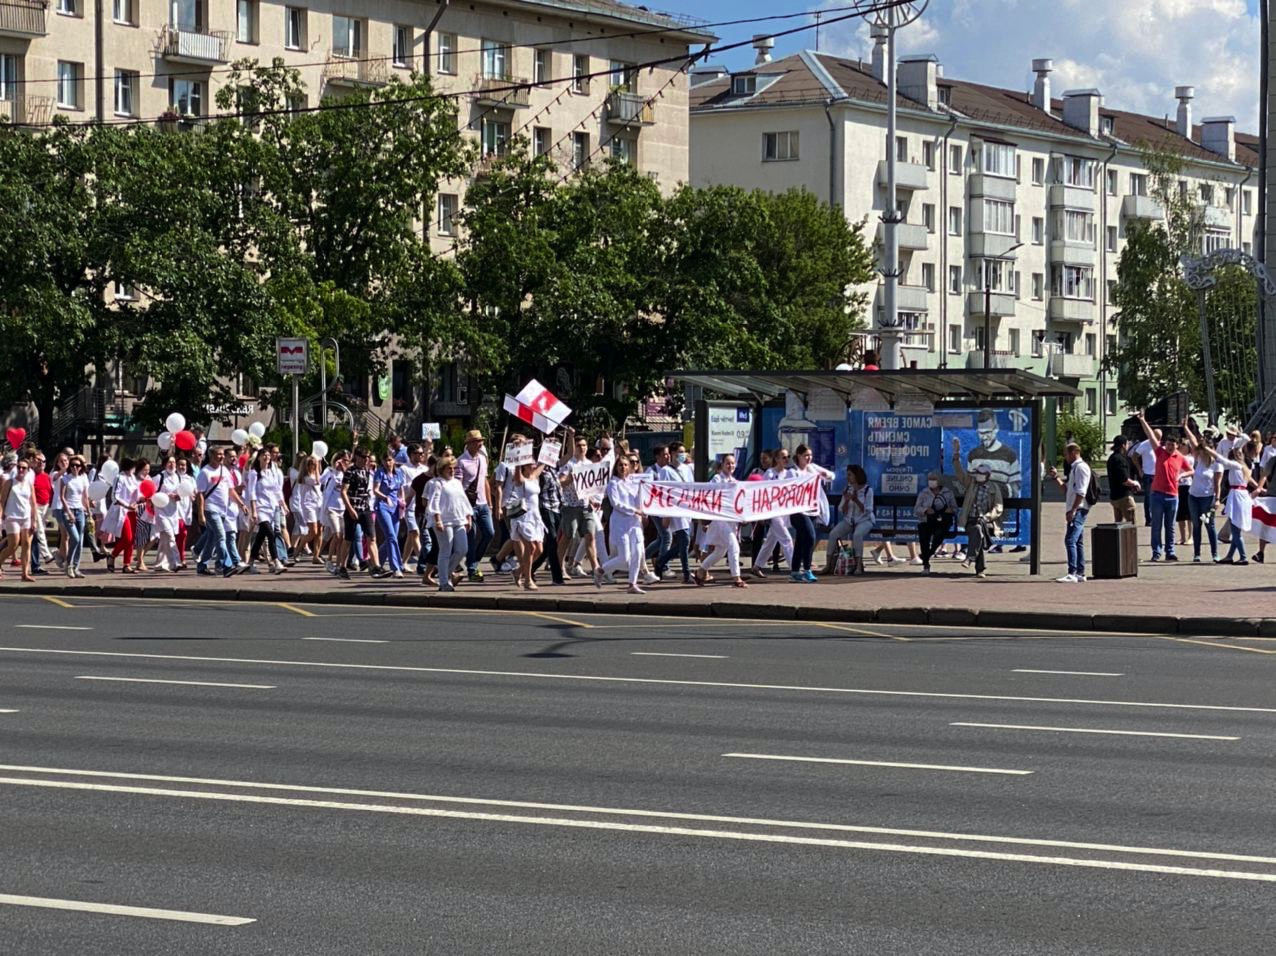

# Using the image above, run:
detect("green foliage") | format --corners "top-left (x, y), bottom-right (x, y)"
top-left (1055, 411), bottom-right (1105, 464)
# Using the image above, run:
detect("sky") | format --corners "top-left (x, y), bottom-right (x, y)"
top-left (654, 0), bottom-right (1263, 132)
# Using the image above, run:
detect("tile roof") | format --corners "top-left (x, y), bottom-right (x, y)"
top-left (691, 49), bottom-right (1255, 171)
top-left (522, 0), bottom-right (714, 39)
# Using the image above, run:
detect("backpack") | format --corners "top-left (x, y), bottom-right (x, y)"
top-left (1084, 469), bottom-right (1101, 507)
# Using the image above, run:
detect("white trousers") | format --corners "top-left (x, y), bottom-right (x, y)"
top-left (753, 516), bottom-right (793, 568)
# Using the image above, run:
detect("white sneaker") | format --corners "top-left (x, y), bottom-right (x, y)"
top-left (643, 572), bottom-right (660, 585)
top-left (1055, 573), bottom-right (1077, 583)
top-left (393, 570), bottom-right (403, 578)
top-left (908, 557), bottom-right (923, 565)
top-left (1074, 574), bottom-right (1086, 583)
top-left (244, 565), bottom-right (261, 575)
top-left (874, 553), bottom-right (886, 565)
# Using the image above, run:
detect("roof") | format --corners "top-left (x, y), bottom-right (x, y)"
top-left (506, 0), bottom-right (715, 40)
top-left (673, 369), bottom-right (1080, 404)
top-left (691, 50), bottom-right (1255, 171)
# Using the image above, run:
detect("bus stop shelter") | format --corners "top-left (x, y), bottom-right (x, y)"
top-left (672, 369), bottom-right (1081, 576)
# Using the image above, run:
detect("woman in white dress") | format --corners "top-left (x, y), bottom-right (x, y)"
top-left (694, 453), bottom-right (748, 588)
top-left (290, 453), bottom-right (323, 565)
top-left (507, 461), bottom-right (546, 590)
top-left (0, 457), bottom-right (37, 581)
top-left (244, 447), bottom-right (287, 574)
top-left (607, 456), bottom-right (647, 594)
top-left (1217, 444), bottom-right (1253, 565)
top-left (152, 456), bottom-right (184, 572)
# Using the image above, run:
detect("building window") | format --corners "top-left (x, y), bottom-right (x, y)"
top-left (572, 131), bottom-right (589, 169)
top-left (948, 206), bottom-right (962, 236)
top-left (286, 91), bottom-right (306, 114)
top-left (1244, 241), bottom-right (1253, 256)
top-left (533, 49), bottom-right (551, 84)
top-left (610, 137), bottom-right (635, 164)
top-left (392, 25), bottom-right (411, 67)
top-left (1008, 328), bottom-right (1021, 356)
top-left (948, 266), bottom-right (961, 294)
top-left (57, 0), bottom-right (76, 14)
top-left (922, 203), bottom-right (935, 233)
top-left (981, 141), bottom-right (1015, 178)
top-left (1199, 183), bottom-right (1213, 204)
top-left (732, 74), bottom-right (757, 96)
top-left (437, 193), bottom-right (458, 235)
top-left (113, 69), bottom-right (136, 116)
top-left (333, 15), bottom-right (362, 58)
top-left (1032, 272), bottom-right (1044, 300)
top-left (1106, 225), bottom-right (1117, 252)
top-left (1031, 332), bottom-right (1044, 358)
top-left (1225, 186), bottom-right (1235, 207)
top-left (1244, 189), bottom-right (1253, 215)
top-left (1031, 216), bottom-right (1044, 245)
top-left (922, 263), bottom-right (935, 292)
top-left (57, 61), bottom-right (81, 109)
top-left (974, 326), bottom-right (986, 352)
top-left (1106, 389), bottom-right (1117, 416)
top-left (171, 0), bottom-right (201, 30)
top-left (948, 325), bottom-right (962, 354)
top-left (572, 54), bottom-right (589, 94)
top-left (1129, 173), bottom-right (1147, 197)
top-left (609, 60), bottom-right (637, 93)
top-left (1062, 156), bottom-right (1095, 188)
top-left (1085, 388), bottom-right (1097, 415)
top-left (922, 141), bottom-right (934, 170)
top-left (480, 40), bottom-right (510, 80)
top-left (1058, 209), bottom-right (1096, 244)
top-left (481, 118), bottom-right (509, 158)
top-left (533, 126), bottom-right (550, 157)
top-left (1105, 168), bottom-right (1118, 196)
top-left (1178, 180), bottom-right (1189, 202)
top-left (113, 281), bottom-right (136, 301)
top-left (983, 198), bottom-right (1014, 235)
top-left (0, 54), bottom-right (15, 102)
top-left (112, 0), bottom-right (132, 24)
top-left (437, 32), bottom-right (456, 74)
top-left (1031, 157), bottom-right (1044, 185)
top-left (284, 7), bottom-right (304, 49)
top-left (1085, 332), bottom-right (1097, 356)
top-left (977, 258), bottom-right (1012, 293)
top-left (1203, 228), bottom-right (1229, 253)
top-left (1106, 279), bottom-right (1117, 304)
top-left (236, 0), bottom-right (256, 43)
top-left (1015, 214), bottom-right (1021, 240)
top-left (948, 144), bottom-right (962, 174)
top-left (1052, 265), bottom-right (1095, 299)
top-left (762, 131), bottom-right (799, 162)
top-left (169, 78), bottom-right (202, 115)
top-left (895, 135), bottom-right (908, 163)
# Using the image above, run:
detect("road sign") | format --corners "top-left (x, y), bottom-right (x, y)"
top-left (276, 338), bottom-right (308, 376)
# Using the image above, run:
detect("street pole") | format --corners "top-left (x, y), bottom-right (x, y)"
top-left (880, 22), bottom-right (901, 370)
top-left (983, 281), bottom-right (992, 371)
top-left (320, 337), bottom-right (340, 439)
top-left (292, 376), bottom-right (300, 462)
top-left (1197, 290), bottom-right (1219, 425)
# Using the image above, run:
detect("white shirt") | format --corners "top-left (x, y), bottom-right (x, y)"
top-left (1177, 454), bottom-right (1195, 487)
top-left (1065, 459), bottom-right (1092, 508)
top-left (1189, 458), bottom-right (1222, 498)
top-left (320, 467), bottom-right (345, 512)
top-left (607, 476), bottom-right (643, 517)
top-left (61, 473), bottom-right (89, 510)
top-left (1133, 440), bottom-right (1156, 477)
top-left (4, 471), bottom-right (34, 521)
top-left (429, 477), bottom-right (474, 527)
top-left (196, 466), bottom-right (233, 517)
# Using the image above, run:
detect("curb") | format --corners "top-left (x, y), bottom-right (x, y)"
top-left (2, 582), bottom-right (1270, 637)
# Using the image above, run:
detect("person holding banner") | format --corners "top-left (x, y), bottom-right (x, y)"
top-left (751, 448), bottom-right (795, 578)
top-left (785, 445), bottom-right (833, 583)
top-left (694, 454), bottom-right (748, 589)
top-left (607, 455), bottom-right (647, 593)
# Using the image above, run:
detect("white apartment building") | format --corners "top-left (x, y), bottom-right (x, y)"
top-left (690, 42), bottom-right (1259, 436)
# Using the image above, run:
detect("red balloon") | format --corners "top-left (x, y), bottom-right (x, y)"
top-left (173, 429), bottom-right (197, 451)
top-left (138, 479), bottom-right (157, 498)
top-left (5, 427), bottom-right (25, 449)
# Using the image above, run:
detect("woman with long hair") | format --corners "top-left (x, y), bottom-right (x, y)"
top-left (372, 452), bottom-right (406, 577)
top-left (428, 457), bottom-right (473, 592)
top-left (507, 460), bottom-right (546, 590)
top-left (292, 453), bottom-right (323, 565)
top-left (107, 458), bottom-right (139, 573)
top-left (606, 455), bottom-right (647, 594)
top-left (245, 446), bottom-right (287, 574)
top-left (59, 454), bottom-right (91, 577)
top-left (152, 455), bottom-right (183, 572)
top-left (694, 453), bottom-right (748, 588)
top-left (131, 459), bottom-right (156, 572)
top-left (785, 445), bottom-right (833, 583)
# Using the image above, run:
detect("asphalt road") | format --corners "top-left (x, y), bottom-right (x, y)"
top-left (1, 594), bottom-right (1274, 954)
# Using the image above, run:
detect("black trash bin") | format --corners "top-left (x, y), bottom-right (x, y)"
top-left (1091, 522), bottom-right (1138, 579)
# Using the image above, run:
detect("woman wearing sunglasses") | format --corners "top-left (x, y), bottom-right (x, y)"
top-left (59, 456), bottom-right (91, 577)
top-left (0, 456), bottom-right (38, 581)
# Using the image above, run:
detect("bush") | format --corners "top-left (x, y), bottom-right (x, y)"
top-left (1056, 411), bottom-right (1105, 464)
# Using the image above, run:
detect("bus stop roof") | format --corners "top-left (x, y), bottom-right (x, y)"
top-left (671, 369), bottom-right (1080, 405)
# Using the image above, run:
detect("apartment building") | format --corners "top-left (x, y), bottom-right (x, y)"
top-left (689, 41), bottom-right (1259, 436)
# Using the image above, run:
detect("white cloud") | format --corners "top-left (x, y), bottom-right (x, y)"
top-left (813, 0), bottom-right (1260, 130)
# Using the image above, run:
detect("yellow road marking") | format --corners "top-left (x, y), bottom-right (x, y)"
top-left (1163, 637), bottom-right (1276, 656)
top-left (275, 603), bottom-right (316, 618)
top-left (40, 596), bottom-right (75, 609)
top-left (521, 611), bottom-right (593, 629)
top-left (817, 622), bottom-right (909, 642)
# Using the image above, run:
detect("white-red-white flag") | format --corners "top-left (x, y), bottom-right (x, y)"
top-left (505, 379), bottom-right (571, 434)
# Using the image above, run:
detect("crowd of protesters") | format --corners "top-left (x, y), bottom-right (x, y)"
top-left (4, 416), bottom-right (1276, 589)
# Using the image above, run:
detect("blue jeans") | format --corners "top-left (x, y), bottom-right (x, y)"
top-left (1225, 519), bottom-right (1248, 562)
top-left (654, 528), bottom-right (689, 580)
top-left (1188, 494), bottom-right (1218, 560)
top-left (645, 522), bottom-right (672, 562)
top-left (198, 512), bottom-right (233, 571)
top-left (1065, 508), bottom-right (1089, 577)
top-left (467, 503), bottom-right (495, 573)
top-left (376, 504), bottom-right (402, 572)
top-left (64, 509), bottom-right (85, 570)
top-left (789, 513), bottom-right (816, 572)
top-left (1149, 491), bottom-right (1177, 558)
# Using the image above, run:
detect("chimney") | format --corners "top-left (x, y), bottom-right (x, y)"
top-left (870, 24), bottom-right (887, 82)
top-left (1200, 116), bottom-right (1236, 161)
top-left (752, 34), bottom-right (774, 66)
top-left (898, 54), bottom-right (939, 110)
top-left (1031, 58), bottom-right (1053, 112)
top-left (1175, 86), bottom-right (1194, 138)
top-left (1062, 89), bottom-right (1101, 137)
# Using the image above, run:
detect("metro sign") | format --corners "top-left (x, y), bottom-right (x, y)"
top-left (276, 337), bottom-right (309, 376)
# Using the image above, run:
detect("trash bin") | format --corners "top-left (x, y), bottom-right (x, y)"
top-left (1091, 522), bottom-right (1138, 579)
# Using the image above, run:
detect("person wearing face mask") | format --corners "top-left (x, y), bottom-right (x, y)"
top-left (653, 442), bottom-right (694, 583)
top-left (914, 471), bottom-right (957, 574)
top-left (952, 439), bottom-right (1003, 578)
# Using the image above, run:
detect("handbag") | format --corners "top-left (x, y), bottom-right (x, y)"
top-left (504, 499), bottom-right (527, 521)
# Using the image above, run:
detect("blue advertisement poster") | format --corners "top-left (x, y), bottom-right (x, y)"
top-left (938, 407), bottom-right (1034, 547)
top-left (858, 412), bottom-right (942, 535)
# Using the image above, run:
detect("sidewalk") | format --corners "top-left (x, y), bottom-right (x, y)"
top-left (3, 502), bottom-right (1272, 636)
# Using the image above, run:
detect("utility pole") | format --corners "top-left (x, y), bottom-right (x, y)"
top-left (1262, 0), bottom-right (1275, 397)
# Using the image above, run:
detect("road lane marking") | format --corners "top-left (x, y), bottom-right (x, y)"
top-left (0, 646), bottom-right (1272, 713)
top-left (15, 625), bottom-right (93, 631)
top-left (1165, 637), bottom-right (1276, 656)
top-left (0, 893), bottom-right (254, 926)
top-left (949, 723), bottom-right (1240, 741)
top-left (40, 596), bottom-right (76, 609)
top-left (631, 652), bottom-right (727, 660)
top-left (7, 763), bottom-right (1276, 866)
top-left (1, 775), bottom-right (1272, 884)
top-left (301, 637), bottom-right (389, 645)
top-left (0, 709), bottom-right (17, 714)
top-left (276, 603), bottom-right (316, 618)
top-left (722, 753), bottom-right (1032, 776)
top-left (521, 611), bottom-right (593, 629)
top-left (817, 622), bottom-right (909, 641)
top-left (74, 677), bottom-right (275, 690)
top-left (1013, 669), bottom-right (1124, 677)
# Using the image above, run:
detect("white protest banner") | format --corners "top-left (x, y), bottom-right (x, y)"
top-left (569, 458), bottom-right (612, 503)
top-left (537, 439), bottom-right (561, 467)
top-left (638, 474), bottom-right (825, 523)
top-left (503, 442), bottom-right (534, 466)
top-left (421, 422), bottom-right (441, 441)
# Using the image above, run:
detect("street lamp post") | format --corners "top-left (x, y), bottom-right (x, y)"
top-left (984, 241), bottom-right (1025, 370)
top-left (319, 337), bottom-right (340, 436)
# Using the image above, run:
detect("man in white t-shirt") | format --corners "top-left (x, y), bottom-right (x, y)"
top-left (196, 447), bottom-right (244, 577)
top-left (1131, 428), bottom-right (1160, 527)
top-left (1048, 442), bottom-right (1091, 583)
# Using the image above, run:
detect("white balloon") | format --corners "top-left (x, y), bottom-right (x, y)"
top-left (177, 477), bottom-right (197, 500)
top-left (311, 441), bottom-right (329, 460)
top-left (157, 431), bottom-right (172, 451)
top-left (150, 492), bottom-right (170, 509)
top-left (231, 428), bottom-right (249, 446)
top-left (196, 439), bottom-right (207, 455)
top-left (248, 422), bottom-right (266, 439)
top-left (165, 412), bottom-right (186, 434)
top-left (98, 460), bottom-right (119, 483)
top-left (87, 479), bottom-right (110, 503)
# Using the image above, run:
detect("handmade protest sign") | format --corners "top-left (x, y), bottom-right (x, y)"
top-left (537, 439), bottom-right (562, 467)
top-left (503, 442), bottom-right (534, 466)
top-left (569, 458), bottom-right (612, 503)
top-left (637, 474), bottom-right (824, 522)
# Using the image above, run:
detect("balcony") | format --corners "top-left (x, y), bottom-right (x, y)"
top-left (1050, 352), bottom-right (1097, 379)
top-left (1122, 194), bottom-right (1164, 221)
top-left (966, 233), bottom-right (1020, 259)
top-left (894, 284), bottom-right (930, 313)
top-left (877, 160), bottom-right (929, 192)
top-left (472, 73), bottom-right (531, 109)
top-left (966, 290), bottom-right (1015, 317)
top-left (967, 173), bottom-right (1016, 201)
top-left (323, 53), bottom-right (388, 88)
top-left (1203, 205), bottom-right (1230, 228)
top-left (1049, 239), bottom-right (1096, 267)
top-left (878, 221), bottom-right (930, 252)
top-left (606, 91), bottom-right (654, 127)
top-left (1048, 297), bottom-right (1096, 324)
top-left (966, 351), bottom-right (1016, 370)
top-left (0, 0), bottom-right (46, 38)
top-left (161, 25), bottom-right (231, 65)
top-left (1048, 182), bottom-right (1095, 209)
top-left (0, 92), bottom-right (53, 124)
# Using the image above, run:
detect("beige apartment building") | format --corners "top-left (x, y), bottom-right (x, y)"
top-left (690, 42), bottom-right (1259, 439)
top-left (1, 0), bottom-right (711, 443)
